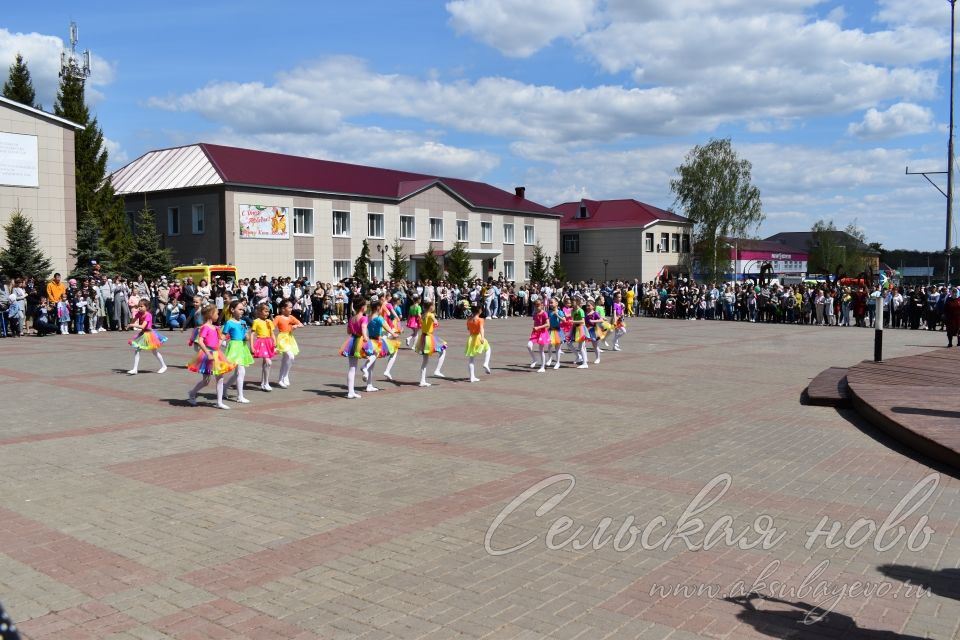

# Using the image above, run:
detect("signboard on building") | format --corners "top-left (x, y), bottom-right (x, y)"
top-left (0, 131), bottom-right (39, 187)
top-left (239, 204), bottom-right (289, 239)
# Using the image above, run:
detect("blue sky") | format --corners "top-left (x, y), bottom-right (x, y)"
top-left (2, 0), bottom-right (958, 250)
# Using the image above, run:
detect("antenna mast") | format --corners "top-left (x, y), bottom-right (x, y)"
top-left (59, 21), bottom-right (92, 81)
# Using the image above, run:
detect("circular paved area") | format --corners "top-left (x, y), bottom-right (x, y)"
top-left (0, 317), bottom-right (957, 639)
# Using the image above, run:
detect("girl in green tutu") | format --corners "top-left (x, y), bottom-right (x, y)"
top-left (223, 300), bottom-right (254, 404)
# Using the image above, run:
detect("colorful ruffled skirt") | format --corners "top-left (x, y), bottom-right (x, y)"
top-left (615, 319), bottom-right (626, 332)
top-left (548, 328), bottom-right (565, 346)
top-left (528, 328), bottom-right (549, 345)
top-left (129, 330), bottom-right (167, 350)
top-left (187, 349), bottom-right (236, 376)
top-left (572, 325), bottom-right (589, 343)
top-left (275, 332), bottom-right (299, 356)
top-left (416, 333), bottom-right (446, 356)
top-left (251, 336), bottom-right (277, 359)
top-left (464, 333), bottom-right (490, 356)
top-left (366, 337), bottom-right (392, 358)
top-left (339, 335), bottom-right (373, 358)
top-left (382, 335), bottom-right (400, 355)
top-left (224, 340), bottom-right (254, 367)
top-left (406, 316), bottom-right (421, 329)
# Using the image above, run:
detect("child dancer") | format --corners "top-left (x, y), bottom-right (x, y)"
top-left (381, 293), bottom-right (403, 381)
top-left (250, 303), bottom-right (277, 392)
top-left (361, 299), bottom-right (395, 392)
top-left (415, 300), bottom-right (446, 386)
top-left (223, 300), bottom-right (254, 403)
top-left (584, 301), bottom-right (604, 365)
top-left (404, 295), bottom-right (422, 348)
top-left (545, 298), bottom-right (565, 370)
top-left (127, 299), bottom-right (168, 374)
top-left (57, 294), bottom-right (70, 334)
top-left (464, 304), bottom-right (491, 382)
top-left (340, 298), bottom-right (371, 399)
top-left (610, 293), bottom-right (626, 351)
top-left (527, 299), bottom-right (550, 373)
top-left (274, 300), bottom-right (303, 388)
top-left (571, 297), bottom-right (589, 369)
top-left (560, 296), bottom-right (574, 356)
top-left (187, 304), bottom-right (236, 409)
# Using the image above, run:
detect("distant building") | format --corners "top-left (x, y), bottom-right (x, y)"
top-left (0, 96), bottom-right (83, 276)
top-left (110, 143), bottom-right (560, 283)
top-left (765, 230), bottom-right (880, 273)
top-left (553, 199), bottom-right (692, 282)
top-left (724, 238), bottom-right (809, 281)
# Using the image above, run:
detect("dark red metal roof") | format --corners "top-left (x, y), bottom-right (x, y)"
top-left (553, 199), bottom-right (689, 230)
top-left (198, 143), bottom-right (557, 216)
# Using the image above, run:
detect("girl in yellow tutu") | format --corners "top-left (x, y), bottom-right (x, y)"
top-left (464, 304), bottom-right (491, 382)
top-left (274, 300), bottom-right (303, 388)
top-left (187, 304), bottom-right (236, 409)
top-left (415, 300), bottom-right (446, 387)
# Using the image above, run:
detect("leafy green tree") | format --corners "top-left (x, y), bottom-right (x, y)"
top-left (0, 209), bottom-right (53, 282)
top-left (670, 138), bottom-right (763, 282)
top-left (844, 220), bottom-right (872, 276)
top-left (2, 53), bottom-right (39, 108)
top-left (808, 219), bottom-right (845, 275)
top-left (353, 239), bottom-right (371, 284)
top-left (70, 216), bottom-right (115, 278)
top-left (421, 245), bottom-right (442, 282)
top-left (388, 238), bottom-right (408, 281)
top-left (528, 242), bottom-right (549, 284)
top-left (125, 205), bottom-right (173, 281)
top-left (444, 241), bottom-right (474, 285)
top-left (550, 252), bottom-right (566, 283)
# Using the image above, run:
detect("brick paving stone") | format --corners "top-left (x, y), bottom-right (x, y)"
top-left (1, 318), bottom-right (959, 638)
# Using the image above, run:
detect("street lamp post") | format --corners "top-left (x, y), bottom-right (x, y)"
top-left (376, 243), bottom-right (387, 283)
top-left (602, 259), bottom-right (609, 283)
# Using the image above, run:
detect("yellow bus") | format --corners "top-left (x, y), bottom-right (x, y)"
top-left (171, 264), bottom-right (238, 286)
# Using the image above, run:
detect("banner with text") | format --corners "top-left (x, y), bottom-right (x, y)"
top-left (239, 204), bottom-right (289, 239)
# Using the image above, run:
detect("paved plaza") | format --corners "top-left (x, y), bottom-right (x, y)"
top-left (0, 317), bottom-right (957, 639)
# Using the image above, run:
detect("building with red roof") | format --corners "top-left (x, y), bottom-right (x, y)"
top-left (110, 143), bottom-right (560, 282)
top-left (553, 199), bottom-right (692, 282)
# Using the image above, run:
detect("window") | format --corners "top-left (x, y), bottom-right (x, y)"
top-left (167, 207), bottom-right (180, 236)
top-left (562, 233), bottom-right (579, 254)
top-left (429, 217), bottom-right (444, 241)
top-left (671, 233), bottom-right (680, 253)
top-left (660, 232), bottom-right (669, 252)
top-left (504, 260), bottom-right (515, 281)
top-left (400, 215), bottom-right (415, 239)
top-left (191, 204), bottom-right (205, 234)
top-left (576, 204), bottom-right (588, 219)
top-left (370, 260), bottom-right (384, 282)
top-left (367, 213), bottom-right (384, 238)
top-left (333, 259), bottom-right (352, 280)
top-left (293, 208), bottom-right (314, 235)
top-left (524, 261), bottom-right (533, 281)
top-left (126, 212), bottom-right (136, 233)
top-left (457, 220), bottom-right (469, 242)
top-left (294, 259), bottom-right (314, 282)
top-left (332, 210), bottom-right (351, 237)
top-left (524, 224), bottom-right (535, 245)
top-left (682, 234), bottom-right (691, 253)
top-left (481, 221), bottom-right (493, 243)
top-left (503, 223), bottom-right (515, 244)
top-left (645, 233), bottom-right (654, 252)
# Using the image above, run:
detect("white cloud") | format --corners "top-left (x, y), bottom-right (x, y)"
top-left (446, 0), bottom-right (598, 57)
top-left (0, 28), bottom-right (115, 109)
top-left (848, 102), bottom-right (938, 139)
top-left (103, 136), bottom-right (129, 167)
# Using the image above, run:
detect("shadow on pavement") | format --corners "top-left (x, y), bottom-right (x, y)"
top-left (877, 565), bottom-right (960, 601)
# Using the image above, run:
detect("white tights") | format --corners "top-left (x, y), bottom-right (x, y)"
top-left (132, 350), bottom-right (165, 372)
top-left (191, 374), bottom-right (225, 406)
top-left (228, 366), bottom-right (247, 399)
top-left (526, 341), bottom-right (545, 366)
top-left (278, 352), bottom-right (295, 383)
top-left (467, 347), bottom-right (492, 380)
top-left (419, 352), bottom-right (446, 384)
top-left (260, 358), bottom-right (272, 385)
top-left (347, 356), bottom-right (360, 397)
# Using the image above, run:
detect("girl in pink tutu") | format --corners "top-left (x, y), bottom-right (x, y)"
top-left (250, 303), bottom-right (277, 392)
top-left (127, 299), bottom-right (167, 375)
top-left (340, 298), bottom-right (372, 399)
top-left (404, 295), bottom-right (422, 348)
top-left (526, 299), bottom-right (550, 373)
top-left (187, 304), bottom-right (236, 409)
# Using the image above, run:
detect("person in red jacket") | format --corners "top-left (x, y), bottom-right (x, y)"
top-left (944, 287), bottom-right (960, 347)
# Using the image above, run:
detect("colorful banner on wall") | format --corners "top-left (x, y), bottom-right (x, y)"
top-left (239, 205), bottom-right (289, 239)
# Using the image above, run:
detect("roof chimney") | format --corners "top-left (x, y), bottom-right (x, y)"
top-left (515, 186), bottom-right (525, 199)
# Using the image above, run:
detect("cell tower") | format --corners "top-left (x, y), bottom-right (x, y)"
top-left (59, 21), bottom-right (91, 81)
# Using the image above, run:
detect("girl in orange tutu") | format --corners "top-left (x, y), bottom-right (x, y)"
top-left (127, 299), bottom-right (167, 375)
top-left (250, 303), bottom-right (277, 392)
top-left (415, 300), bottom-right (446, 387)
top-left (187, 304), bottom-right (236, 409)
top-left (274, 300), bottom-right (303, 388)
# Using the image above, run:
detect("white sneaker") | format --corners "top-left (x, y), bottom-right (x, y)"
top-left (361, 368), bottom-right (369, 383)
top-left (545, 359), bottom-right (553, 366)
top-left (433, 371), bottom-right (445, 378)
top-left (236, 397), bottom-right (250, 404)
top-left (365, 386), bottom-right (380, 392)
top-left (418, 381), bottom-right (432, 387)
top-left (99, 328), bottom-right (107, 333)
top-left (188, 392), bottom-right (198, 406)
top-left (157, 366), bottom-right (167, 374)
top-left (261, 383), bottom-right (272, 392)
top-left (347, 392), bottom-right (362, 399)
top-left (553, 362), bottom-right (560, 370)
top-left (384, 372), bottom-right (394, 381)
top-left (483, 365), bottom-right (491, 374)
top-left (126, 369), bottom-right (137, 375)
top-left (277, 380), bottom-right (289, 389)
top-left (529, 362), bottom-right (538, 368)
top-left (469, 377), bottom-right (481, 383)
top-left (78, 331), bottom-right (85, 335)
top-left (613, 346), bottom-right (622, 351)
top-left (216, 403), bottom-right (230, 410)
top-left (537, 367), bottom-right (545, 373)
top-left (577, 364), bottom-right (588, 369)
top-left (594, 358), bottom-right (601, 364)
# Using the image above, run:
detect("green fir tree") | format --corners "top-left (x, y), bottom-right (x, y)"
top-left (353, 239), bottom-right (371, 284)
top-left (2, 53), bottom-right (39, 108)
top-left (420, 245), bottom-right (442, 282)
top-left (528, 242), bottom-right (549, 284)
top-left (444, 241), bottom-right (474, 285)
top-left (125, 205), bottom-right (173, 281)
top-left (388, 239), bottom-right (409, 281)
top-left (70, 216), bottom-right (115, 278)
top-left (0, 209), bottom-right (53, 282)
top-left (550, 252), bottom-right (567, 284)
